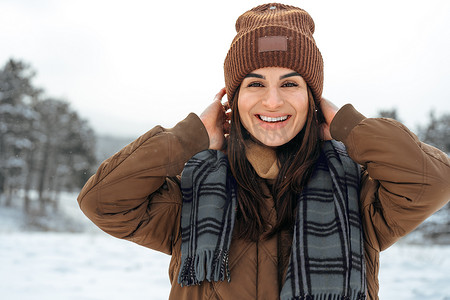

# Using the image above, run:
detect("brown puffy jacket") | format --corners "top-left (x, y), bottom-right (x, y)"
top-left (78, 104), bottom-right (450, 299)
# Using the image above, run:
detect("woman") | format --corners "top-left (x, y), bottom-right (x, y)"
top-left (78, 3), bottom-right (450, 299)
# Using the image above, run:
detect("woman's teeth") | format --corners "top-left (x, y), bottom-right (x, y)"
top-left (258, 115), bottom-right (289, 123)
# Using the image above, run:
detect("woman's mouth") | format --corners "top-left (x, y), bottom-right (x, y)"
top-left (257, 115), bottom-right (290, 123)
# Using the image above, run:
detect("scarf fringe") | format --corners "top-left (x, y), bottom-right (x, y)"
top-left (178, 249), bottom-right (231, 287)
top-left (286, 290), bottom-right (366, 300)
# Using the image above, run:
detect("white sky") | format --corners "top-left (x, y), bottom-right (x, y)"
top-left (1, 0), bottom-right (449, 137)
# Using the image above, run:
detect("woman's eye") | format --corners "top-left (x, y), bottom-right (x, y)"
top-left (247, 82), bottom-right (264, 87)
top-left (282, 82), bottom-right (298, 87)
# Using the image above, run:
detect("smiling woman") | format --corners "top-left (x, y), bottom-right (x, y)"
top-left (237, 68), bottom-right (310, 147)
top-left (77, 3), bottom-right (450, 300)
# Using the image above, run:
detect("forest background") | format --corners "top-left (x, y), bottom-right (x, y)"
top-left (1, 57), bottom-right (449, 240)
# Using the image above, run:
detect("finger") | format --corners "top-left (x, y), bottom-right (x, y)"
top-left (214, 87), bottom-right (227, 102)
top-left (320, 97), bottom-right (339, 113)
top-left (320, 97), bottom-right (338, 125)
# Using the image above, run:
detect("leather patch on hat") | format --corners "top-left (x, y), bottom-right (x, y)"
top-left (258, 36), bottom-right (288, 52)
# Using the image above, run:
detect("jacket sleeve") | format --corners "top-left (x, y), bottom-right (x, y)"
top-left (77, 113), bottom-right (209, 255)
top-left (330, 104), bottom-right (450, 251)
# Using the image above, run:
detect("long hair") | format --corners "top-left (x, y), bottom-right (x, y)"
top-left (227, 87), bottom-right (323, 241)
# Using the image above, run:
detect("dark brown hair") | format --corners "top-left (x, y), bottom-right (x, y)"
top-left (227, 87), bottom-right (323, 241)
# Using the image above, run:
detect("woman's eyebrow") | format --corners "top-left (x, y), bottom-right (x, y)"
top-left (280, 72), bottom-right (301, 79)
top-left (245, 73), bottom-right (265, 79)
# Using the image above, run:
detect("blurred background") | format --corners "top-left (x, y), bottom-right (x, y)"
top-left (0, 0), bottom-right (449, 299)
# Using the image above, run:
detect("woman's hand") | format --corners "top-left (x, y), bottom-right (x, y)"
top-left (200, 88), bottom-right (230, 150)
top-left (319, 97), bottom-right (339, 141)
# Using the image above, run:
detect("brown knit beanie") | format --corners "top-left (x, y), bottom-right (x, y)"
top-left (224, 3), bottom-right (323, 104)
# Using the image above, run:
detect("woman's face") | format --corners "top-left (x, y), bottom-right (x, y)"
top-left (237, 67), bottom-right (309, 147)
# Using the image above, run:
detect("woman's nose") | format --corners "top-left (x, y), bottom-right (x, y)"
top-left (261, 87), bottom-right (283, 109)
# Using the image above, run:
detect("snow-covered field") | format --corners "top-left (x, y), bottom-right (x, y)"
top-left (0, 232), bottom-right (172, 300)
top-left (1, 233), bottom-right (449, 300)
top-left (1, 192), bottom-right (449, 299)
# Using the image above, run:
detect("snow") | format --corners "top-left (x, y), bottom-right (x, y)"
top-left (378, 244), bottom-right (450, 299)
top-left (0, 232), bottom-right (171, 300)
top-left (1, 192), bottom-right (449, 299)
top-left (1, 233), bottom-right (449, 299)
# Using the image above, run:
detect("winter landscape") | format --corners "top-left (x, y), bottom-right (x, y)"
top-left (0, 191), bottom-right (449, 300)
top-left (1, 2), bottom-right (450, 298)
top-left (1, 58), bottom-right (449, 299)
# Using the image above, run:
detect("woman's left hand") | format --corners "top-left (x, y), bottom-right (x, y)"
top-left (319, 97), bottom-right (339, 141)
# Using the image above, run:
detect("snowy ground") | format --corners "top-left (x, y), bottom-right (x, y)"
top-left (1, 192), bottom-right (449, 299)
top-left (0, 232), bottom-right (172, 300)
top-left (1, 232), bottom-right (449, 300)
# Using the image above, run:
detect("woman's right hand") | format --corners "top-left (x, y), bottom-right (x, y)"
top-left (199, 88), bottom-right (230, 150)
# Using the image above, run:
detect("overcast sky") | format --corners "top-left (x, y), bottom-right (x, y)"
top-left (1, 0), bottom-right (449, 137)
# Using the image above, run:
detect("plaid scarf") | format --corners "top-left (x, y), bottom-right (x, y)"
top-left (178, 141), bottom-right (366, 300)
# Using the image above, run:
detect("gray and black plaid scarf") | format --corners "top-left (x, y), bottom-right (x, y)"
top-left (178, 140), bottom-right (366, 300)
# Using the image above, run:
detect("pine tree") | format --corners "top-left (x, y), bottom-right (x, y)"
top-left (0, 59), bottom-right (41, 207)
top-left (33, 98), bottom-right (96, 213)
top-left (0, 58), bottom-right (97, 215)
